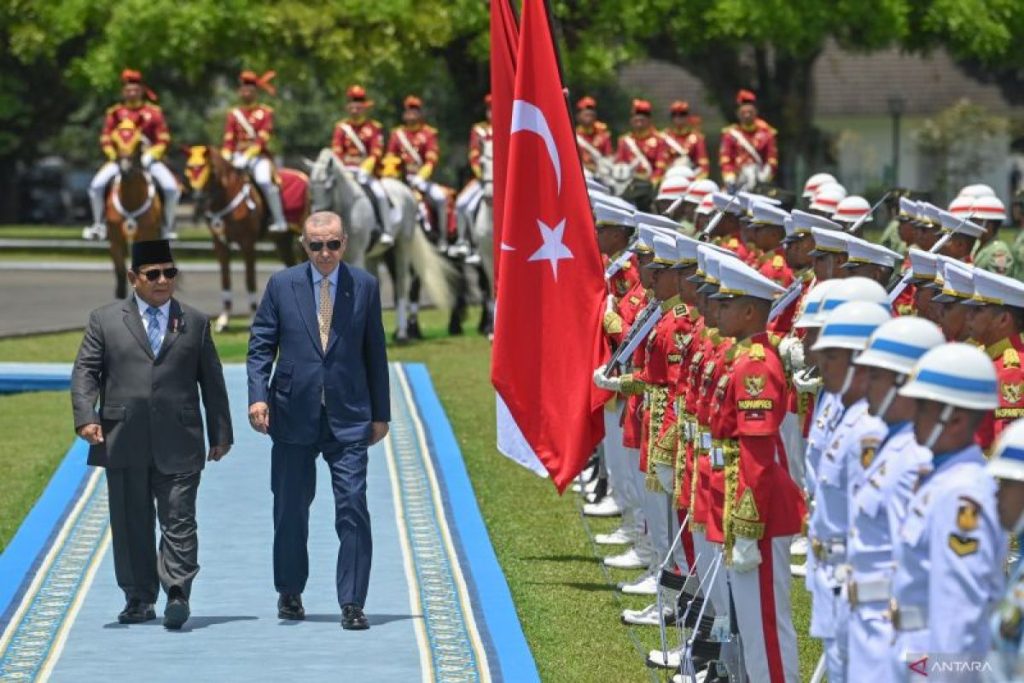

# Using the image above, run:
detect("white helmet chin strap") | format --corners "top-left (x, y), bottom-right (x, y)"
top-left (923, 404), bottom-right (956, 450)
top-left (839, 353), bottom-right (861, 397)
top-left (874, 372), bottom-right (908, 420)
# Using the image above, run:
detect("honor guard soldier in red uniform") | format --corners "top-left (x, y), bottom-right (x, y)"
top-left (719, 90), bottom-right (778, 192)
top-left (749, 202), bottom-right (795, 287)
top-left (711, 257), bottom-right (805, 683)
top-left (454, 94), bottom-right (494, 256)
top-left (221, 70), bottom-right (288, 233)
top-left (965, 269), bottom-right (1024, 451)
top-left (575, 96), bottom-right (614, 176)
top-left (657, 100), bottom-right (710, 180)
top-left (615, 99), bottom-right (664, 183)
top-left (331, 85), bottom-right (396, 245)
top-left (85, 69), bottom-right (180, 242)
top-left (386, 95), bottom-right (449, 244)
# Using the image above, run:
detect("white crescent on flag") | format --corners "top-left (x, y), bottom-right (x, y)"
top-left (510, 99), bottom-right (561, 194)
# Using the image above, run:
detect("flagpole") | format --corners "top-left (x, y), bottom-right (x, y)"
top-left (541, 0), bottom-right (586, 174)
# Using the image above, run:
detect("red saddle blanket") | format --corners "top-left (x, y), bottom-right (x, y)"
top-left (279, 168), bottom-right (309, 226)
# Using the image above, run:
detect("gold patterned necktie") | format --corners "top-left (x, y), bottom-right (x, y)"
top-left (318, 276), bottom-right (332, 351)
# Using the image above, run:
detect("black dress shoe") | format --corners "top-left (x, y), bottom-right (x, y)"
top-left (277, 593), bottom-right (305, 620)
top-left (163, 587), bottom-right (190, 630)
top-left (341, 603), bottom-right (369, 630)
top-left (118, 598), bottom-right (156, 624)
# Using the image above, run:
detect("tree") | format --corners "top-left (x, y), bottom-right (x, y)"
top-left (0, 0), bottom-right (488, 220)
top-left (547, 0), bottom-right (1024, 190)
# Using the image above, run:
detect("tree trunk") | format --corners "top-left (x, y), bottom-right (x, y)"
top-left (0, 155), bottom-right (21, 223)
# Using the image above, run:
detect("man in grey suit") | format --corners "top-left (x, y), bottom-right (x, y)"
top-left (71, 239), bottom-right (232, 630)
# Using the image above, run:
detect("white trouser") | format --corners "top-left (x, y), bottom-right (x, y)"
top-left (640, 471), bottom-right (670, 565)
top-left (456, 180), bottom-right (484, 215)
top-left (233, 153), bottom-right (286, 228)
top-left (346, 166), bottom-right (397, 235)
top-left (730, 536), bottom-right (800, 683)
top-left (691, 531), bottom-right (726, 616)
top-left (408, 175), bottom-right (448, 240)
top-left (655, 463), bottom-right (686, 572)
top-left (809, 555), bottom-right (848, 682)
top-left (603, 409), bottom-right (644, 536)
top-left (849, 604), bottom-right (895, 681)
top-left (623, 448), bottom-right (647, 540)
top-left (89, 161), bottom-right (180, 234)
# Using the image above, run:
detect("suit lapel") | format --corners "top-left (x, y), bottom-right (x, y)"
top-left (156, 299), bottom-right (184, 361)
top-left (123, 297), bottom-right (155, 360)
top-left (293, 264), bottom-right (324, 356)
top-left (325, 264), bottom-right (354, 356)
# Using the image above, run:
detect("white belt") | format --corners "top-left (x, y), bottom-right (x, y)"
top-left (889, 601), bottom-right (927, 631)
top-left (847, 577), bottom-right (890, 606)
top-left (811, 538), bottom-right (846, 563)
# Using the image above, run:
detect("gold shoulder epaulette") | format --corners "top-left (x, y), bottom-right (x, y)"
top-left (1004, 347), bottom-right (1020, 369)
top-left (772, 254), bottom-right (785, 268)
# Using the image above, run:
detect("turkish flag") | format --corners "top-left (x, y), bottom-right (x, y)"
top-left (491, 0), bottom-right (608, 492)
top-left (490, 0), bottom-right (518, 283)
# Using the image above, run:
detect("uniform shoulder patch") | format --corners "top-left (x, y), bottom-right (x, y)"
top-left (1002, 381), bottom-right (1024, 405)
top-left (772, 254), bottom-right (785, 268)
top-left (956, 496), bottom-right (981, 532)
top-left (1004, 348), bottom-right (1020, 369)
top-left (629, 295), bottom-right (641, 305)
top-left (860, 441), bottom-right (878, 469)
top-left (673, 303), bottom-right (687, 317)
top-left (743, 374), bottom-right (766, 397)
top-left (748, 343), bottom-right (765, 361)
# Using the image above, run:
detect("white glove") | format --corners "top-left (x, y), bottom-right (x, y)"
top-left (231, 156), bottom-right (249, 171)
top-left (356, 169), bottom-right (370, 185)
top-left (592, 364), bottom-right (622, 392)
top-left (410, 175), bottom-right (428, 192)
top-left (141, 152), bottom-right (154, 168)
top-left (779, 335), bottom-right (805, 373)
top-left (792, 368), bottom-right (822, 395)
top-left (757, 163), bottom-right (773, 183)
top-left (731, 537), bottom-right (762, 573)
top-left (711, 614), bottom-right (731, 642)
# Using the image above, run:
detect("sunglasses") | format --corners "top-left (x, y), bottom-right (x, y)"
top-left (307, 239), bottom-right (344, 252)
top-left (138, 267), bottom-right (179, 281)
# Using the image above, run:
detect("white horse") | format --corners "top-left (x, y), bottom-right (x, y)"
top-left (470, 152), bottom-right (495, 336)
top-left (308, 148), bottom-right (452, 341)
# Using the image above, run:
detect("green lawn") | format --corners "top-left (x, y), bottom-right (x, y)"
top-left (0, 308), bottom-right (819, 681)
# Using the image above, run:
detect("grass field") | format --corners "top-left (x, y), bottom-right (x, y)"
top-left (0, 309), bottom-right (820, 681)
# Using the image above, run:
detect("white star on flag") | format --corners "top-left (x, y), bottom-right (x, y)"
top-left (528, 218), bottom-right (574, 280)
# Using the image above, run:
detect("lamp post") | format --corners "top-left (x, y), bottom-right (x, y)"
top-left (887, 95), bottom-right (905, 186)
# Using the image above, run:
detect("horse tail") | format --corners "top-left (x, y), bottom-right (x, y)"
top-left (408, 228), bottom-right (455, 310)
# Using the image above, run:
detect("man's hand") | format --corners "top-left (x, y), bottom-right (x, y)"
top-left (249, 402), bottom-right (270, 434)
top-left (77, 423), bottom-right (104, 445)
top-left (370, 421), bottom-right (389, 446)
top-left (208, 444), bottom-right (232, 461)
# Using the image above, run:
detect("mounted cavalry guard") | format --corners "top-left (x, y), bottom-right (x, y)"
top-left (656, 100), bottom-right (710, 180)
top-left (453, 93), bottom-right (493, 258)
top-left (221, 70), bottom-right (288, 233)
top-left (615, 99), bottom-right (664, 184)
top-left (719, 89), bottom-right (778, 192)
top-left (84, 69), bottom-right (180, 242)
top-left (331, 84), bottom-right (398, 247)
top-left (575, 96), bottom-right (614, 177)
top-left (386, 95), bottom-right (449, 245)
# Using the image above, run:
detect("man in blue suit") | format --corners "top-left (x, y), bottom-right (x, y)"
top-left (247, 210), bottom-right (390, 630)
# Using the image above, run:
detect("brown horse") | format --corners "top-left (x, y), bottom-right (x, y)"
top-left (184, 146), bottom-right (306, 331)
top-left (106, 119), bottom-right (163, 298)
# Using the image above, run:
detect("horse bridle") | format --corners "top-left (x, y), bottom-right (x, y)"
top-left (205, 181), bottom-right (256, 231)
